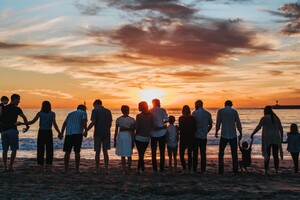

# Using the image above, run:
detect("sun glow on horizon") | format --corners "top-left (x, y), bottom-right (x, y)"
top-left (139, 88), bottom-right (165, 107)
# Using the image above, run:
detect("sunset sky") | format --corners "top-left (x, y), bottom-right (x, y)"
top-left (1, 0), bottom-right (299, 109)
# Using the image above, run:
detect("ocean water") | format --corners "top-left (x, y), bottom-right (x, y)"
top-left (1, 108), bottom-right (299, 160)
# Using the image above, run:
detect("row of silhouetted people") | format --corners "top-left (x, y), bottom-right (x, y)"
top-left (0, 94), bottom-right (300, 174)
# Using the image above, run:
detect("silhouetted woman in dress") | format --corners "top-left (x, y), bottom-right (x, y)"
top-left (251, 106), bottom-right (283, 174)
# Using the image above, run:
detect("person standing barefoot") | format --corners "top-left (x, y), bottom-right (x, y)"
top-left (84, 99), bottom-right (112, 174)
top-left (60, 105), bottom-right (87, 173)
top-left (114, 105), bottom-right (135, 174)
top-left (1, 94), bottom-right (29, 172)
top-left (178, 105), bottom-right (196, 173)
top-left (166, 115), bottom-right (178, 173)
top-left (251, 106), bottom-right (283, 175)
top-left (150, 98), bottom-right (168, 174)
top-left (19, 101), bottom-right (61, 172)
top-left (135, 101), bottom-right (153, 174)
top-left (283, 123), bottom-right (300, 174)
top-left (216, 100), bottom-right (242, 174)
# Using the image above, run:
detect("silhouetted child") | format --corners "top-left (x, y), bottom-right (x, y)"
top-left (238, 139), bottom-right (253, 173)
top-left (1, 96), bottom-right (9, 105)
top-left (283, 123), bottom-right (300, 174)
top-left (166, 115), bottom-right (178, 173)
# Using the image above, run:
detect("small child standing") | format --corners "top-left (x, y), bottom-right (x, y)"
top-left (238, 139), bottom-right (253, 173)
top-left (166, 115), bottom-right (178, 173)
top-left (284, 123), bottom-right (300, 174)
top-left (114, 105), bottom-right (135, 174)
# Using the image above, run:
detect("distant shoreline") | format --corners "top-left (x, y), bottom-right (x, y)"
top-left (272, 105), bottom-right (300, 109)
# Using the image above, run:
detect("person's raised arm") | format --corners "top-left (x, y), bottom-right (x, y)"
top-left (17, 112), bottom-right (40, 126)
top-left (282, 133), bottom-right (289, 144)
top-left (250, 118), bottom-right (264, 140)
top-left (208, 123), bottom-right (213, 134)
top-left (249, 138), bottom-right (254, 149)
top-left (19, 113), bottom-right (29, 133)
top-left (108, 110), bottom-right (113, 128)
top-left (130, 121), bottom-right (136, 147)
top-left (85, 109), bottom-right (96, 136)
top-left (235, 111), bottom-right (242, 140)
top-left (176, 125), bottom-right (179, 142)
top-left (278, 117), bottom-right (284, 142)
top-left (215, 110), bottom-right (221, 138)
top-left (60, 121), bottom-right (66, 140)
top-left (163, 109), bottom-right (169, 124)
top-left (114, 123), bottom-right (119, 148)
top-left (28, 112), bottom-right (40, 125)
top-left (208, 114), bottom-right (213, 133)
top-left (82, 118), bottom-right (87, 132)
top-left (238, 138), bottom-right (242, 150)
top-left (52, 113), bottom-right (61, 135)
top-left (85, 120), bottom-right (95, 133)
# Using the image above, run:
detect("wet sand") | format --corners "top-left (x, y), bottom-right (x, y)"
top-left (1, 158), bottom-right (300, 199)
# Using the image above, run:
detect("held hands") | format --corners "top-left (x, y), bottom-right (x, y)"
top-left (16, 121), bottom-right (24, 126)
top-left (58, 133), bottom-right (63, 140)
top-left (238, 134), bottom-right (242, 141)
top-left (83, 130), bottom-right (88, 138)
top-left (17, 121), bottom-right (29, 133)
top-left (23, 125), bottom-right (30, 133)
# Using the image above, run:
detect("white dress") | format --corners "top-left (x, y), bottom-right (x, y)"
top-left (116, 116), bottom-right (135, 157)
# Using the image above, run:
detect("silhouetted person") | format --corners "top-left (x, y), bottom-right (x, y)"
top-left (85, 99), bottom-right (112, 174)
top-left (166, 115), bottom-right (178, 173)
top-left (135, 101), bottom-right (153, 174)
top-left (1, 94), bottom-right (29, 171)
top-left (19, 101), bottom-right (60, 172)
top-left (251, 106), bottom-right (283, 174)
top-left (192, 100), bottom-right (213, 174)
top-left (178, 105), bottom-right (196, 172)
top-left (60, 104), bottom-right (87, 173)
top-left (150, 98), bottom-right (168, 174)
top-left (238, 139), bottom-right (253, 173)
top-left (114, 105), bottom-right (135, 174)
top-left (0, 96), bottom-right (9, 133)
top-left (283, 123), bottom-right (300, 174)
top-left (0, 96), bottom-right (9, 104)
top-left (0, 96), bottom-right (9, 108)
top-left (216, 100), bottom-right (242, 174)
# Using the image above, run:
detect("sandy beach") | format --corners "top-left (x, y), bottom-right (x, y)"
top-left (1, 157), bottom-right (300, 199)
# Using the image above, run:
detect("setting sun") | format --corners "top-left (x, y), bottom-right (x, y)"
top-left (139, 89), bottom-right (165, 107)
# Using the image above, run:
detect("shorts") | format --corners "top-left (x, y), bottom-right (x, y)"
top-left (94, 136), bottom-right (110, 151)
top-left (1, 129), bottom-right (19, 151)
top-left (167, 146), bottom-right (178, 157)
top-left (63, 134), bottom-right (83, 153)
